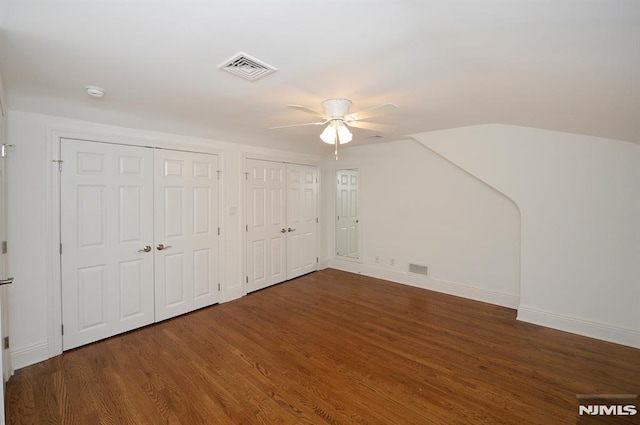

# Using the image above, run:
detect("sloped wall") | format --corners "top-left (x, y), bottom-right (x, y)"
top-left (413, 124), bottom-right (640, 348)
top-left (326, 139), bottom-right (521, 308)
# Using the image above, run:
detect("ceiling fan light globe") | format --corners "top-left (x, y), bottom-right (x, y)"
top-left (320, 124), bottom-right (336, 144)
top-left (337, 124), bottom-right (352, 144)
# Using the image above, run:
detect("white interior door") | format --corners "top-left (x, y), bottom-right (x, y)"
top-left (245, 159), bottom-right (286, 292)
top-left (0, 115), bottom-right (9, 425)
top-left (154, 149), bottom-right (220, 321)
top-left (336, 169), bottom-right (359, 259)
top-left (286, 164), bottom-right (318, 279)
top-left (61, 140), bottom-right (155, 350)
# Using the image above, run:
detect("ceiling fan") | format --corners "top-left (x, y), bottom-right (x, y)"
top-left (270, 98), bottom-right (399, 157)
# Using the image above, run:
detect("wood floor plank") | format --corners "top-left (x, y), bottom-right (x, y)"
top-left (6, 269), bottom-right (640, 424)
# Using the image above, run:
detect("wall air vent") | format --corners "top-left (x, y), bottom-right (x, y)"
top-left (409, 263), bottom-right (429, 276)
top-left (217, 52), bottom-right (278, 81)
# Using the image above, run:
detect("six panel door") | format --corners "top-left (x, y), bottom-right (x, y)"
top-left (245, 159), bottom-right (287, 292)
top-left (286, 164), bottom-right (318, 280)
top-left (61, 140), bottom-right (155, 350)
top-left (154, 149), bottom-right (220, 321)
top-left (336, 169), bottom-right (359, 258)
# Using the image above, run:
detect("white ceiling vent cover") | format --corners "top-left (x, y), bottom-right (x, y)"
top-left (217, 52), bottom-right (277, 81)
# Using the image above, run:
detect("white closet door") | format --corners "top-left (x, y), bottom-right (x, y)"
top-left (286, 164), bottom-right (318, 280)
top-left (337, 169), bottom-right (359, 258)
top-left (245, 159), bottom-right (287, 293)
top-left (61, 140), bottom-right (154, 350)
top-left (154, 149), bottom-right (220, 321)
top-left (0, 121), bottom-right (8, 425)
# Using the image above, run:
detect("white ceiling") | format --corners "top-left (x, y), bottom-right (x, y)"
top-left (1, 0), bottom-right (638, 154)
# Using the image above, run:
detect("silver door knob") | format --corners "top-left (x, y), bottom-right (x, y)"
top-left (287, 228), bottom-right (296, 232)
top-left (280, 228), bottom-right (287, 233)
top-left (156, 243), bottom-right (172, 251)
top-left (0, 277), bottom-right (13, 286)
top-left (138, 245), bottom-right (152, 253)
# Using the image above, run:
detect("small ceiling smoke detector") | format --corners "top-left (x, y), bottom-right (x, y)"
top-left (85, 86), bottom-right (105, 98)
top-left (217, 52), bottom-right (277, 81)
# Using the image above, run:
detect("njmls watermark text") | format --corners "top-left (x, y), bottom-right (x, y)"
top-left (576, 394), bottom-right (638, 423)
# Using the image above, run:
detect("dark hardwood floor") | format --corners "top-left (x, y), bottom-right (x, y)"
top-left (6, 269), bottom-right (639, 424)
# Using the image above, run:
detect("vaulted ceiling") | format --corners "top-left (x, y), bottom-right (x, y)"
top-left (0, 0), bottom-right (638, 154)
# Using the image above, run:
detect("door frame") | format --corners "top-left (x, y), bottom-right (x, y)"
top-left (241, 152), bottom-right (322, 295)
top-left (46, 128), bottom-right (224, 357)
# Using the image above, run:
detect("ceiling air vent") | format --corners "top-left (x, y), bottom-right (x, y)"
top-left (217, 52), bottom-right (277, 81)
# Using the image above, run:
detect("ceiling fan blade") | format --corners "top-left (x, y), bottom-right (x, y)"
top-left (269, 121), bottom-right (326, 130)
top-left (286, 104), bottom-right (328, 119)
top-left (345, 103), bottom-right (399, 121)
top-left (345, 121), bottom-right (396, 132)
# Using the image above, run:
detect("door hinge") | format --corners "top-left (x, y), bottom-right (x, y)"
top-left (217, 170), bottom-right (222, 180)
top-left (246, 276), bottom-right (248, 283)
top-left (61, 324), bottom-right (64, 335)
top-left (60, 243), bottom-right (63, 254)
top-left (316, 217), bottom-right (318, 223)
top-left (3, 336), bottom-right (8, 349)
top-left (246, 224), bottom-right (248, 232)
top-left (1, 144), bottom-right (14, 158)
top-left (218, 227), bottom-right (220, 235)
top-left (52, 159), bottom-right (64, 172)
top-left (218, 283), bottom-right (220, 291)
top-left (316, 257), bottom-right (319, 263)
top-left (244, 172), bottom-right (249, 180)
top-left (1, 241), bottom-right (6, 254)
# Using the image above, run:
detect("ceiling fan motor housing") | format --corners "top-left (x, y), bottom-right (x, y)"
top-left (322, 98), bottom-right (352, 117)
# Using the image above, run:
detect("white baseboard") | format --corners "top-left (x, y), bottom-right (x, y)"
top-left (517, 306), bottom-right (640, 349)
top-left (317, 259), bottom-right (330, 270)
top-left (328, 258), bottom-right (520, 309)
top-left (11, 340), bottom-right (49, 370)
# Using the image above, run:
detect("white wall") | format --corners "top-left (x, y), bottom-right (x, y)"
top-left (5, 110), bottom-right (323, 368)
top-left (325, 139), bottom-right (521, 308)
top-left (413, 124), bottom-right (640, 348)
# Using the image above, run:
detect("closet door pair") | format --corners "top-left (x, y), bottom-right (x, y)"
top-left (60, 139), bottom-right (219, 350)
top-left (245, 159), bottom-right (318, 293)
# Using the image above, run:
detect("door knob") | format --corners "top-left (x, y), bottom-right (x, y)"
top-left (156, 243), bottom-right (172, 251)
top-left (287, 228), bottom-right (296, 232)
top-left (0, 277), bottom-right (13, 286)
top-left (280, 228), bottom-right (287, 233)
top-left (138, 245), bottom-right (152, 253)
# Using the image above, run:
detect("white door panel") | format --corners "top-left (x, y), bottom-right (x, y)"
top-left (337, 170), bottom-right (359, 258)
top-left (245, 159), bottom-right (286, 292)
top-left (286, 164), bottom-right (318, 279)
top-left (0, 115), bottom-right (10, 424)
top-left (61, 140), bottom-right (154, 350)
top-left (154, 150), bottom-right (219, 321)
